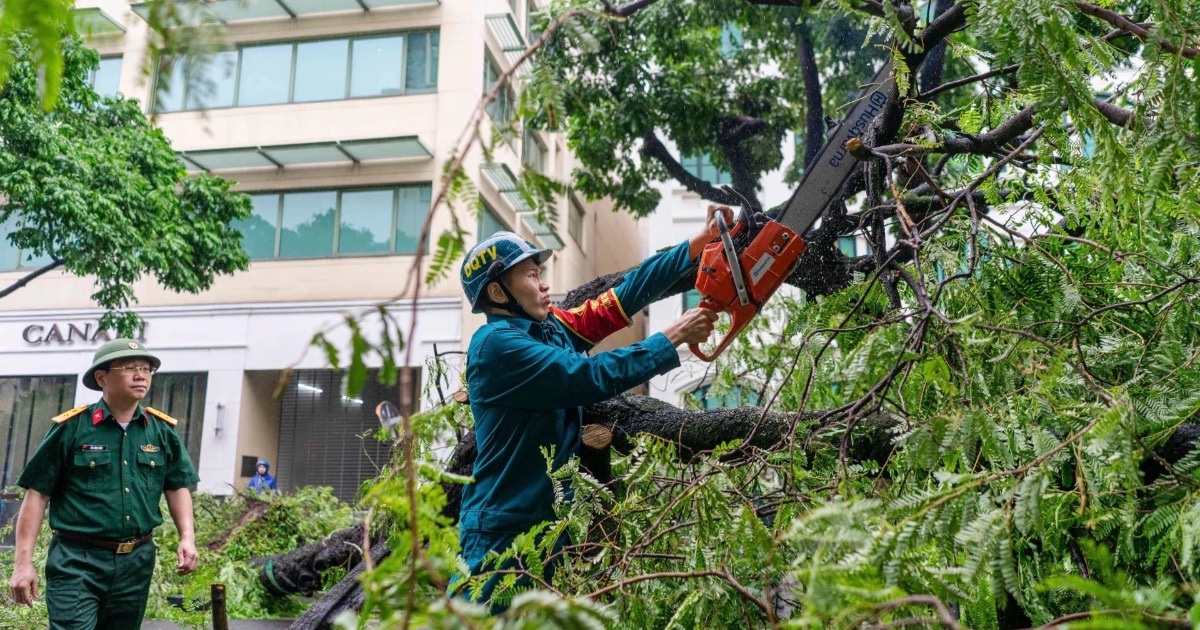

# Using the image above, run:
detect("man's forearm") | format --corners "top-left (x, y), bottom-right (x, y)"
top-left (13, 490), bottom-right (49, 566)
top-left (164, 488), bottom-right (195, 541)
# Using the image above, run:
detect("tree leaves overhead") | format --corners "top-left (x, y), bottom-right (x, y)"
top-left (0, 33), bottom-right (250, 334)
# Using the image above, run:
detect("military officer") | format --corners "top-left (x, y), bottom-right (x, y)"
top-left (7, 338), bottom-right (200, 629)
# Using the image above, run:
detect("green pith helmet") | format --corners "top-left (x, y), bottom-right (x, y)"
top-left (460, 231), bottom-right (552, 313)
top-left (82, 338), bottom-right (161, 391)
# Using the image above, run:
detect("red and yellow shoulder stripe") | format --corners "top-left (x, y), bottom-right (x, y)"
top-left (551, 288), bottom-right (632, 345)
top-left (51, 405), bottom-right (89, 424)
top-left (146, 407), bottom-right (178, 426)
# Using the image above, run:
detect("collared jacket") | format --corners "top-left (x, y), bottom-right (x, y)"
top-left (17, 400), bottom-right (199, 540)
top-left (460, 240), bottom-right (696, 539)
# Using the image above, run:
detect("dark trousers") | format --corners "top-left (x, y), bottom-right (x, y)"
top-left (456, 528), bottom-right (569, 614)
top-left (44, 536), bottom-right (157, 630)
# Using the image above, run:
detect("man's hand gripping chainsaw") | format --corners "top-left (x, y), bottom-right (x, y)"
top-left (689, 57), bottom-right (897, 361)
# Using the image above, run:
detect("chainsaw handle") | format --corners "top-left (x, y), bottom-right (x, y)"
top-left (688, 296), bottom-right (758, 362)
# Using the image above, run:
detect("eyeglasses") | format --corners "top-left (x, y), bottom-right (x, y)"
top-left (111, 365), bottom-right (156, 376)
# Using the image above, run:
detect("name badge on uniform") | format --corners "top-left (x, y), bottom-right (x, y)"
top-left (141, 444), bottom-right (160, 453)
top-left (81, 444), bottom-right (108, 452)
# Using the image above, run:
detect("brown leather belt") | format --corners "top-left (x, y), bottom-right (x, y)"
top-left (54, 530), bottom-right (153, 554)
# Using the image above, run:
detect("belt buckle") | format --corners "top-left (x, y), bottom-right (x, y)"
top-left (115, 541), bottom-right (136, 554)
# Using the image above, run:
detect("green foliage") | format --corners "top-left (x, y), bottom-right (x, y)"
top-left (323, 0), bottom-right (1200, 626)
top-left (0, 32), bottom-right (250, 335)
top-left (0, 488), bottom-right (354, 627)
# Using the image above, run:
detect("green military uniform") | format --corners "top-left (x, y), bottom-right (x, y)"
top-left (17, 341), bottom-right (199, 629)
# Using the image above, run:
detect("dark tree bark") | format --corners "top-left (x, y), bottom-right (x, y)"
top-left (797, 23), bottom-right (825, 169)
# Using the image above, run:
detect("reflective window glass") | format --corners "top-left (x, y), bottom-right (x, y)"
top-left (91, 56), bottom-right (122, 97)
top-left (0, 215), bottom-right (19, 272)
top-left (350, 36), bottom-right (404, 98)
top-left (185, 50), bottom-right (237, 109)
top-left (396, 185), bottom-right (431, 254)
top-left (154, 58), bottom-right (187, 112)
top-left (405, 31), bottom-right (438, 93)
top-left (339, 190), bottom-right (393, 255)
top-left (279, 191), bottom-right (337, 258)
top-left (484, 57), bottom-right (512, 126)
top-left (477, 200), bottom-right (507, 240)
top-left (568, 198), bottom-right (584, 247)
top-left (294, 39), bottom-right (349, 103)
top-left (238, 44), bottom-right (293, 106)
top-left (19, 247), bottom-right (54, 270)
top-left (837, 236), bottom-right (857, 257)
top-left (235, 194), bottom-right (280, 259)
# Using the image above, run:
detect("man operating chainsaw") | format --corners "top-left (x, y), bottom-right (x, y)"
top-left (455, 205), bottom-right (731, 612)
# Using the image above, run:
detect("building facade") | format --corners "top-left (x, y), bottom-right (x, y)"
top-left (0, 0), bottom-right (645, 502)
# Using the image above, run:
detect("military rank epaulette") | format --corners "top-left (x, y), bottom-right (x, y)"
top-left (146, 407), bottom-right (178, 426)
top-left (51, 405), bottom-right (89, 424)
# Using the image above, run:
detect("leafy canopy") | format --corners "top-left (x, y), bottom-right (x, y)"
top-left (0, 32), bottom-right (250, 334)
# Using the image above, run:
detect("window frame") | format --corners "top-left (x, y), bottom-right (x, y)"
top-left (235, 183), bottom-right (433, 262)
top-left (153, 29), bottom-right (440, 113)
top-left (568, 196), bottom-right (585, 249)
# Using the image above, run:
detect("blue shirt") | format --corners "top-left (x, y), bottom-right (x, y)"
top-left (460, 240), bottom-right (695, 536)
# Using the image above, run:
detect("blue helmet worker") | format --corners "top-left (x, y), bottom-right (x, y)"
top-left (247, 459), bottom-right (278, 493)
top-left (454, 209), bottom-right (730, 612)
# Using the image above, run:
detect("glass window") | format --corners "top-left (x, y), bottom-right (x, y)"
top-left (0, 376), bottom-right (77, 490)
top-left (155, 30), bottom-right (438, 111)
top-left (19, 247), bottom-right (53, 270)
top-left (568, 198), bottom-right (584, 247)
top-left (838, 236), bottom-right (857, 257)
top-left (396, 185), bottom-right (432, 254)
top-left (145, 372), bottom-right (207, 471)
top-left (405, 31), bottom-right (439, 93)
top-left (478, 199), bottom-right (507, 239)
top-left (0, 215), bottom-right (19, 272)
top-left (682, 154), bottom-right (733, 186)
top-left (235, 194), bottom-right (281, 259)
top-left (185, 49), bottom-right (237, 110)
top-left (91, 56), bottom-right (122, 97)
top-left (351, 36), bottom-right (404, 98)
top-left (238, 43), bottom-right (293, 106)
top-left (154, 58), bottom-right (187, 113)
top-left (682, 289), bottom-right (703, 310)
top-left (692, 383), bottom-right (760, 410)
top-left (294, 39), bottom-right (349, 103)
top-left (524, 131), bottom-right (545, 173)
top-left (236, 185), bottom-right (431, 260)
top-left (526, 0), bottom-right (540, 42)
top-left (339, 189), bottom-right (394, 255)
top-left (719, 24), bottom-right (744, 58)
top-left (484, 56), bottom-right (513, 129)
top-left (279, 191), bottom-right (337, 258)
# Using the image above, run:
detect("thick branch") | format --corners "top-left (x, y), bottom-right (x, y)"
top-left (0, 258), bottom-right (64, 300)
top-left (1073, 2), bottom-right (1198, 59)
top-left (797, 24), bottom-right (825, 169)
top-left (601, 0), bottom-right (663, 18)
top-left (642, 132), bottom-right (740, 205)
top-left (941, 105), bottom-right (1035, 154)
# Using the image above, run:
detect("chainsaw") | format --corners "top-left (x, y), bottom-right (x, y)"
top-left (689, 58), bottom-right (897, 361)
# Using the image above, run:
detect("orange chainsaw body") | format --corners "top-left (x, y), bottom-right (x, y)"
top-left (689, 220), bottom-right (807, 361)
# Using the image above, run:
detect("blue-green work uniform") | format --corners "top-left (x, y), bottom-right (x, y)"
top-left (458, 240), bottom-right (697, 608)
top-left (17, 400), bottom-right (199, 629)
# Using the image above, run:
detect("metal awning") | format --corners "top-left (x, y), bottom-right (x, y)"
top-left (480, 162), bottom-right (531, 212)
top-left (130, 0), bottom-right (438, 24)
top-left (519, 213), bottom-right (564, 250)
top-left (480, 162), bottom-right (563, 250)
top-left (486, 13), bottom-right (528, 68)
top-left (74, 7), bottom-right (125, 36)
top-left (179, 136), bottom-right (432, 172)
